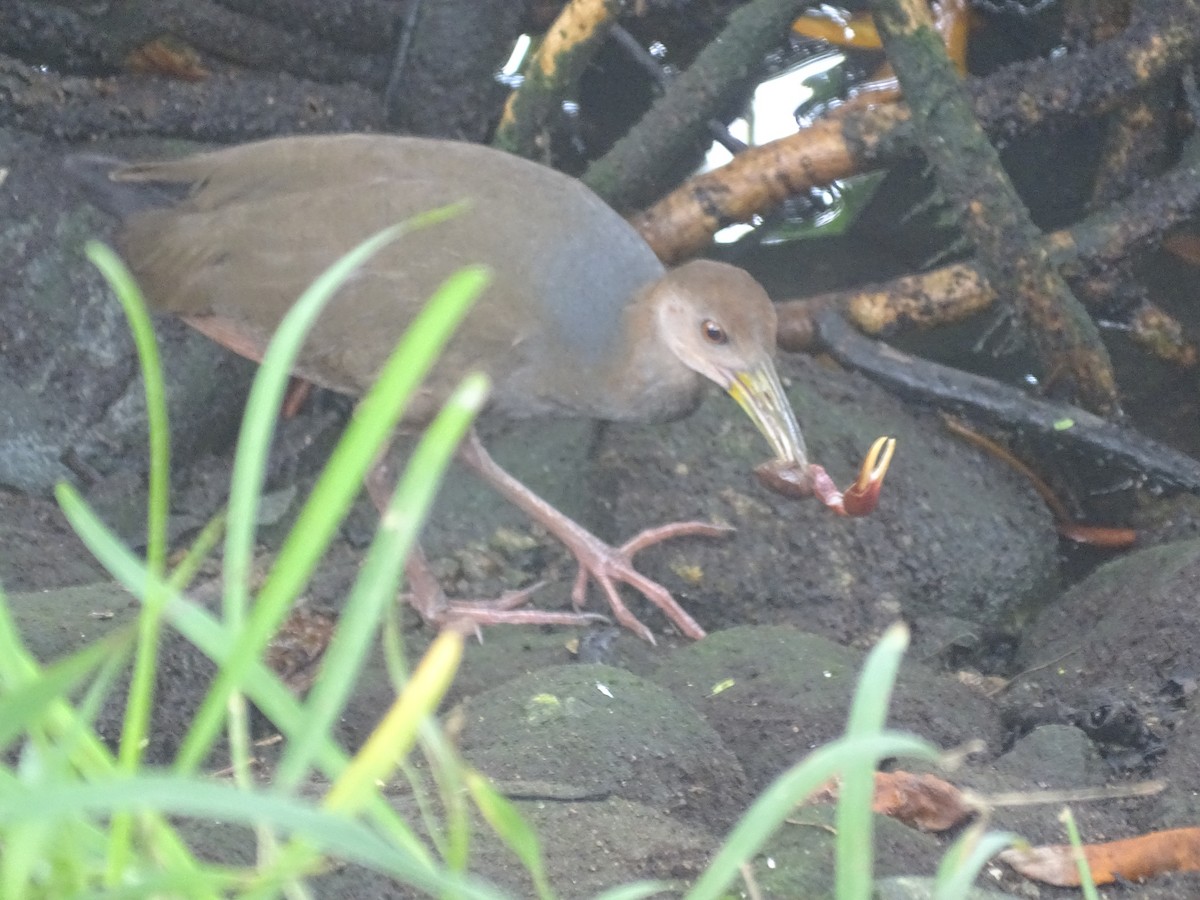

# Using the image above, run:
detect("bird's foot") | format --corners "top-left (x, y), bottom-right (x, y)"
top-left (453, 429), bottom-right (729, 643)
top-left (566, 520), bottom-right (733, 644)
top-left (405, 551), bottom-right (607, 640)
top-left (755, 435), bottom-right (896, 517)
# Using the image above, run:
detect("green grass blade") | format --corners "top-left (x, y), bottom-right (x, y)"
top-left (83, 242), bottom-right (170, 579)
top-left (220, 200), bottom-right (466, 629)
top-left (2, 821), bottom-right (62, 898)
top-left (275, 373), bottom-right (488, 789)
top-left (223, 221), bottom-right (415, 624)
top-left (81, 866), bottom-right (246, 898)
top-left (933, 824), bottom-right (1020, 900)
top-left (0, 774), bottom-right (508, 900)
top-left (43, 643), bottom-right (134, 789)
top-left (213, 213), bottom-right (465, 810)
top-left (0, 565), bottom-right (204, 880)
top-left (1059, 806), bottom-right (1101, 900)
top-left (0, 623), bottom-right (133, 749)
top-left (168, 509), bottom-right (226, 591)
top-left (84, 241), bottom-right (176, 879)
top-left (414, 720), bottom-right (470, 874)
top-left (842, 622), bottom-right (910, 738)
top-left (53, 482), bottom-right (437, 867)
top-left (466, 770), bottom-right (554, 900)
top-left (0, 585), bottom-right (129, 789)
top-left (684, 732), bottom-right (939, 900)
top-left (835, 622), bottom-right (910, 900)
top-left (0, 632), bottom-right (133, 753)
top-left (256, 373), bottom-right (487, 891)
top-left (591, 884), bottom-right (675, 900)
top-left (211, 209), bottom-right (475, 802)
top-left (323, 627), bottom-right (464, 814)
top-left (176, 263), bottom-right (488, 774)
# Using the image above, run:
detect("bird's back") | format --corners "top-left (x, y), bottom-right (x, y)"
top-left (102, 135), bottom-right (667, 421)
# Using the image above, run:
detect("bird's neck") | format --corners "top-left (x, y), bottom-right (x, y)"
top-left (596, 294), bottom-right (706, 423)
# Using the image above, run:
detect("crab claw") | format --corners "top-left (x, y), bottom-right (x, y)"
top-left (754, 435), bottom-right (896, 516)
top-left (808, 435), bottom-right (896, 516)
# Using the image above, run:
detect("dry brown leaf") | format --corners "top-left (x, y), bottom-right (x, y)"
top-left (810, 770), bottom-right (976, 832)
top-left (1000, 826), bottom-right (1200, 887)
top-left (871, 770), bottom-right (976, 831)
top-left (125, 38), bottom-right (209, 82)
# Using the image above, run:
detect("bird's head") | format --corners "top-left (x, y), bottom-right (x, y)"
top-left (652, 260), bottom-right (809, 466)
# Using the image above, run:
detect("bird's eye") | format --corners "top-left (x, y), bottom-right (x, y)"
top-left (701, 319), bottom-right (727, 345)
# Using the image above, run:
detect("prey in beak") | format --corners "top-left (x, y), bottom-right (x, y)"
top-left (726, 357), bottom-right (895, 517)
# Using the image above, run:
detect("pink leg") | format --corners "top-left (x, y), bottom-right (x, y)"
top-left (367, 455), bottom-right (606, 634)
top-left (457, 429), bottom-right (731, 643)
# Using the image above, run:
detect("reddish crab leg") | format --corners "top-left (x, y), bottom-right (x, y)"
top-left (756, 435), bottom-right (896, 517)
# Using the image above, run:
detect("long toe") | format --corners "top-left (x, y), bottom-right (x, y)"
top-left (565, 520), bottom-right (731, 642)
top-left (593, 554), bottom-right (706, 642)
top-left (443, 593), bottom-right (610, 628)
top-left (411, 582), bottom-right (608, 630)
top-left (406, 549), bottom-right (607, 634)
top-left (620, 520), bottom-right (733, 555)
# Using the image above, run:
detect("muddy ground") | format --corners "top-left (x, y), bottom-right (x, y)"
top-left (6, 130), bottom-right (1200, 897)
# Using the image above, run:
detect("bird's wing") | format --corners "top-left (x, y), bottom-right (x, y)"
top-left (112, 135), bottom-right (662, 419)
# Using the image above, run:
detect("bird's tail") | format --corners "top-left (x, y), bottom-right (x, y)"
top-left (63, 153), bottom-right (184, 220)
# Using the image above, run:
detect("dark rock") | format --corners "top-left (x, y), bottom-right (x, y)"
top-left (456, 663), bottom-right (750, 833)
top-left (655, 625), bottom-right (1003, 791)
top-left (0, 129), bottom-right (255, 497)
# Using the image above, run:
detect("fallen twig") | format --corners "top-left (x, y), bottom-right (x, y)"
top-left (814, 307), bottom-right (1200, 493)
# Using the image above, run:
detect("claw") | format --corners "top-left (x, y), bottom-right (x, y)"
top-left (839, 435), bottom-right (896, 516)
top-left (756, 435), bottom-right (895, 517)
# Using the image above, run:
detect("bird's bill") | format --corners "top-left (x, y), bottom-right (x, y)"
top-left (725, 359), bottom-right (808, 465)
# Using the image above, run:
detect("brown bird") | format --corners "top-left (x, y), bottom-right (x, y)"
top-left (71, 134), bottom-right (894, 643)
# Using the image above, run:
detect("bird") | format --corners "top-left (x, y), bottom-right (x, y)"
top-left (70, 133), bottom-right (894, 643)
